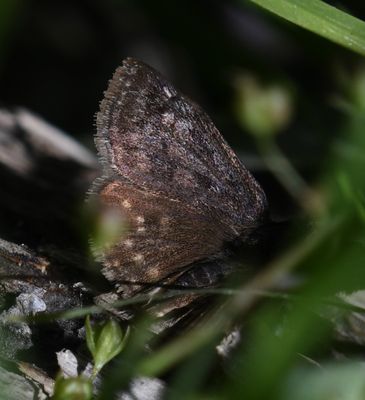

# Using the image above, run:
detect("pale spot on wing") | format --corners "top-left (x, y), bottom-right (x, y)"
top-left (133, 254), bottom-right (144, 262)
top-left (174, 118), bottom-right (193, 131)
top-left (124, 239), bottom-right (134, 247)
top-left (137, 226), bottom-right (146, 232)
top-left (163, 86), bottom-right (173, 98)
top-left (136, 216), bottom-right (145, 224)
top-left (162, 111), bottom-right (175, 126)
top-left (145, 266), bottom-right (162, 281)
top-left (122, 199), bottom-right (132, 209)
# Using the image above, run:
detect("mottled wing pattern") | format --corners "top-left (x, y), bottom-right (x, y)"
top-left (96, 180), bottom-right (229, 287)
top-left (96, 58), bottom-right (266, 231)
top-left (93, 58), bottom-right (267, 288)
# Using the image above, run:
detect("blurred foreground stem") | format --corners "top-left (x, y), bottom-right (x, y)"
top-left (257, 136), bottom-right (320, 211)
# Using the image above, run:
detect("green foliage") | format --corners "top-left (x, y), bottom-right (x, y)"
top-left (281, 363), bottom-right (365, 400)
top-left (249, 0), bottom-right (365, 56)
top-left (86, 199), bottom-right (129, 259)
top-left (85, 316), bottom-right (130, 378)
top-left (52, 376), bottom-right (93, 400)
top-left (234, 74), bottom-right (293, 137)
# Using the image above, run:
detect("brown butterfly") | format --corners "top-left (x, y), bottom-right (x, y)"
top-left (90, 58), bottom-right (267, 299)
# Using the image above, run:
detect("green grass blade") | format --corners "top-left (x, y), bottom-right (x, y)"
top-left (249, 0), bottom-right (365, 56)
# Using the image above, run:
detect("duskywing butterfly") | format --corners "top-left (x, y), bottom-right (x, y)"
top-left (91, 58), bottom-right (267, 300)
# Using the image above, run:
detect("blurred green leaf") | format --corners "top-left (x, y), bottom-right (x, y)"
top-left (86, 198), bottom-right (129, 260)
top-left (97, 317), bottom-right (155, 400)
top-left (85, 316), bottom-right (129, 377)
top-left (249, 0), bottom-right (365, 56)
top-left (235, 74), bottom-right (293, 137)
top-left (85, 315), bottom-right (98, 358)
top-left (52, 375), bottom-right (93, 400)
top-left (282, 363), bottom-right (365, 400)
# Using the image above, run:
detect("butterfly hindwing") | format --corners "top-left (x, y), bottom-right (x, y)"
top-left (95, 180), bottom-right (229, 288)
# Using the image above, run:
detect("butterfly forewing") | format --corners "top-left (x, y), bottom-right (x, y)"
top-left (93, 58), bottom-right (267, 290)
